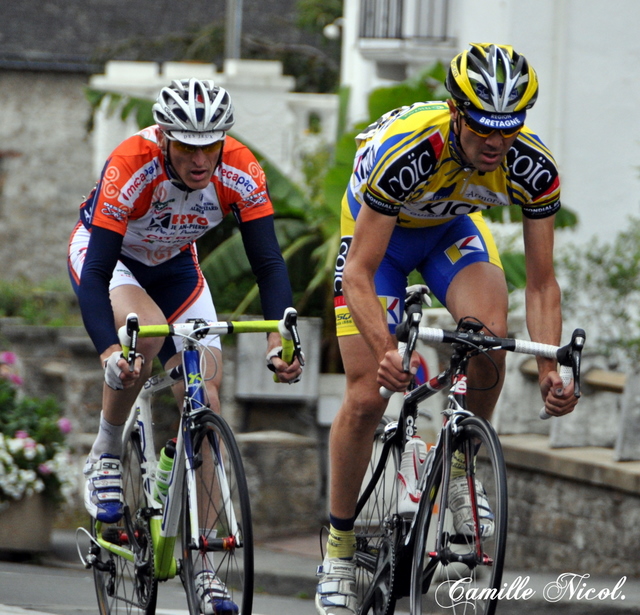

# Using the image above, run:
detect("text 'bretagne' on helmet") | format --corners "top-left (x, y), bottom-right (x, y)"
top-left (152, 78), bottom-right (235, 146)
top-left (446, 43), bottom-right (539, 130)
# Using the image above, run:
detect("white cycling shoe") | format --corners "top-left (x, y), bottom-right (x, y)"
top-left (84, 454), bottom-right (124, 524)
top-left (195, 570), bottom-right (238, 615)
top-left (315, 555), bottom-right (357, 615)
top-left (448, 475), bottom-right (495, 538)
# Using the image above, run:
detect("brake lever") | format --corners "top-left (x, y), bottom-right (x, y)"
top-left (557, 328), bottom-right (585, 398)
top-left (125, 314), bottom-right (140, 372)
top-left (281, 307), bottom-right (305, 367)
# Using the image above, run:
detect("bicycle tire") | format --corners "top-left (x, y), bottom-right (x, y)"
top-left (92, 429), bottom-right (158, 615)
top-left (410, 415), bottom-right (507, 615)
top-left (181, 411), bottom-right (254, 615)
top-left (354, 416), bottom-right (400, 615)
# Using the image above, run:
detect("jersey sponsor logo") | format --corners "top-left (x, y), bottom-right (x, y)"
top-left (241, 189), bottom-right (269, 208)
top-left (146, 211), bottom-right (172, 233)
top-left (507, 142), bottom-right (557, 195)
top-left (521, 200), bottom-right (561, 219)
top-left (192, 201), bottom-right (219, 214)
top-left (414, 200), bottom-right (485, 217)
top-left (363, 191), bottom-right (398, 215)
top-left (353, 143), bottom-right (377, 184)
top-left (219, 164), bottom-right (258, 197)
top-left (464, 184), bottom-right (509, 207)
top-left (334, 304), bottom-right (357, 336)
top-left (118, 158), bottom-right (162, 206)
top-left (376, 134), bottom-right (442, 202)
top-left (333, 236), bottom-right (352, 297)
top-left (100, 202), bottom-right (128, 221)
top-left (383, 296), bottom-right (402, 326)
top-left (151, 198), bottom-right (175, 213)
top-left (171, 213), bottom-right (209, 227)
top-left (400, 103), bottom-right (448, 119)
top-left (445, 235), bottom-right (485, 264)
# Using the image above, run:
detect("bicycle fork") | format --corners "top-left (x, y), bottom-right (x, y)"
top-left (427, 376), bottom-right (491, 570)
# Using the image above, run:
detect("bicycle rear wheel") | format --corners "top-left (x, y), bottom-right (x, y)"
top-left (354, 416), bottom-right (401, 615)
top-left (181, 412), bottom-right (254, 615)
top-left (92, 429), bottom-right (158, 615)
top-left (410, 415), bottom-right (507, 615)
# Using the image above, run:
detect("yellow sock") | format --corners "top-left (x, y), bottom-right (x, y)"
top-left (450, 449), bottom-right (476, 479)
top-left (326, 525), bottom-right (356, 560)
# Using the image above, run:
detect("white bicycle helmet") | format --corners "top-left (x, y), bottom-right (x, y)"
top-left (152, 78), bottom-right (235, 145)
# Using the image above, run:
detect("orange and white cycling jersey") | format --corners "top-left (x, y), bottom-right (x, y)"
top-left (80, 126), bottom-right (274, 266)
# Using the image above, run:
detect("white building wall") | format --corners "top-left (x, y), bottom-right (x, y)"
top-left (340, 0), bottom-right (640, 245)
top-left (90, 59), bottom-right (338, 185)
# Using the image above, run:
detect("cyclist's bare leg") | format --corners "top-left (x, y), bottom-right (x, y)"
top-left (329, 334), bottom-right (389, 520)
top-left (101, 284), bottom-right (166, 426)
top-left (445, 261), bottom-right (509, 421)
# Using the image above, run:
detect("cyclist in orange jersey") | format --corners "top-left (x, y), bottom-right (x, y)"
top-left (69, 78), bottom-right (302, 615)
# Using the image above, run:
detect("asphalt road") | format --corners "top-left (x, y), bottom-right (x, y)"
top-left (0, 555), bottom-right (638, 615)
top-left (0, 560), bottom-right (317, 615)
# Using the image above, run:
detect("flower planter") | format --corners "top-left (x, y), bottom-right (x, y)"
top-left (0, 493), bottom-right (52, 552)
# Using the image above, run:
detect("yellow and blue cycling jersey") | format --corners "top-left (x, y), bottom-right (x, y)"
top-left (347, 101), bottom-right (559, 229)
top-left (334, 101), bottom-right (561, 336)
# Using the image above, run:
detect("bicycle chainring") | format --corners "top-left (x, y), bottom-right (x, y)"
top-left (360, 535), bottom-right (395, 615)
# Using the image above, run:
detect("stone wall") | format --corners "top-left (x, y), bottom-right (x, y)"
top-left (0, 70), bottom-right (92, 284)
top-left (503, 435), bottom-right (640, 576)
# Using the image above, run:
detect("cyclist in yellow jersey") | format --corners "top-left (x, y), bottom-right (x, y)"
top-left (316, 43), bottom-right (581, 615)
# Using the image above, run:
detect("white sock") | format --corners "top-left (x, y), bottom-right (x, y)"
top-left (90, 411), bottom-right (125, 460)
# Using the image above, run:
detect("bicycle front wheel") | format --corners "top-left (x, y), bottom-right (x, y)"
top-left (410, 415), bottom-right (507, 615)
top-left (92, 429), bottom-right (158, 615)
top-left (181, 412), bottom-right (254, 615)
top-left (354, 416), bottom-right (401, 615)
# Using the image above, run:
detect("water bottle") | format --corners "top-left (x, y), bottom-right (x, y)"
top-left (154, 438), bottom-right (176, 505)
top-left (398, 436), bottom-right (429, 517)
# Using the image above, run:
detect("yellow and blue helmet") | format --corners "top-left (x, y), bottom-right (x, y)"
top-left (446, 43), bottom-right (539, 131)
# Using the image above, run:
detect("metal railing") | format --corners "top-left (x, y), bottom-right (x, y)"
top-left (359, 0), bottom-right (450, 41)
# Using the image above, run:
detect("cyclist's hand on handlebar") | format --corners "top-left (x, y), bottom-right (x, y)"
top-left (102, 348), bottom-right (145, 391)
top-left (265, 333), bottom-right (303, 384)
top-left (540, 370), bottom-right (579, 417)
top-left (377, 348), bottom-right (419, 393)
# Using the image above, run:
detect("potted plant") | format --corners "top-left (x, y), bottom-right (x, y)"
top-left (0, 351), bottom-right (76, 551)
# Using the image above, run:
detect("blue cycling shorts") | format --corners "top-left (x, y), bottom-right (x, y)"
top-left (334, 211), bottom-right (502, 336)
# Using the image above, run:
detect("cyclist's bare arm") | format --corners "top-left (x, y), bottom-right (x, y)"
top-left (342, 205), bottom-right (418, 391)
top-left (523, 215), bottom-right (577, 416)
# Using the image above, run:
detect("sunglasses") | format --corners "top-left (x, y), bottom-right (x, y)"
top-left (459, 109), bottom-right (522, 139)
top-left (172, 140), bottom-right (223, 154)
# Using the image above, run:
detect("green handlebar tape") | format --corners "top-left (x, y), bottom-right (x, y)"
top-left (272, 338), bottom-right (295, 382)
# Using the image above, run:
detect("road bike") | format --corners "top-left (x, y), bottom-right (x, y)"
top-left (354, 286), bottom-right (585, 615)
top-left (77, 308), bottom-right (303, 615)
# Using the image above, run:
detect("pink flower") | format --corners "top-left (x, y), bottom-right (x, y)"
top-left (15, 430), bottom-right (29, 439)
top-left (0, 351), bottom-right (17, 365)
top-left (38, 463), bottom-right (52, 476)
top-left (57, 418), bottom-right (72, 434)
top-left (8, 374), bottom-right (23, 386)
